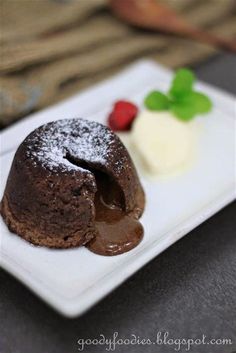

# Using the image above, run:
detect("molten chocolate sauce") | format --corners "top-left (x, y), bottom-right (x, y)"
top-left (86, 174), bottom-right (143, 256)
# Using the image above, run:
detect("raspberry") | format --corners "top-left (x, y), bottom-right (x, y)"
top-left (108, 100), bottom-right (138, 131)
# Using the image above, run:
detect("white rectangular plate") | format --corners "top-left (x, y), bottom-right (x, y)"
top-left (0, 60), bottom-right (235, 317)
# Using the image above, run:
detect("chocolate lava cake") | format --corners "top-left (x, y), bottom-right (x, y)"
top-left (0, 119), bottom-right (145, 255)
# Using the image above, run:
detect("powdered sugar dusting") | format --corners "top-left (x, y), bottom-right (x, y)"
top-left (25, 118), bottom-right (128, 174)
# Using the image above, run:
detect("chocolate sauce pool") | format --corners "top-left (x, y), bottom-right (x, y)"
top-left (86, 174), bottom-right (143, 256)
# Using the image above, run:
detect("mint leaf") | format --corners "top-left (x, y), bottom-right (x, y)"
top-left (189, 92), bottom-right (212, 114)
top-left (170, 101), bottom-right (196, 121)
top-left (144, 91), bottom-right (170, 111)
top-left (169, 68), bottom-right (195, 99)
top-left (170, 90), bottom-right (212, 121)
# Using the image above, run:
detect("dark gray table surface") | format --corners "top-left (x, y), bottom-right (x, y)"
top-left (0, 53), bottom-right (235, 353)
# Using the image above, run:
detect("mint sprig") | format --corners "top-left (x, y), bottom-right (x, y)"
top-left (144, 68), bottom-right (212, 121)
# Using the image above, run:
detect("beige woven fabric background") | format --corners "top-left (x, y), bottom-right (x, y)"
top-left (0, 0), bottom-right (236, 128)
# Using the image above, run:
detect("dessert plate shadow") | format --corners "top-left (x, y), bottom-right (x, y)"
top-left (0, 60), bottom-right (235, 317)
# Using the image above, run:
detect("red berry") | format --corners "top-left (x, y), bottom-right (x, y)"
top-left (108, 100), bottom-right (138, 131)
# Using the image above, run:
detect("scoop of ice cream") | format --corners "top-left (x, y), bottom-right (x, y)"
top-left (131, 110), bottom-right (194, 175)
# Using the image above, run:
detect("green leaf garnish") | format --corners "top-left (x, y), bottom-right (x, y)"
top-left (143, 68), bottom-right (212, 121)
top-left (144, 91), bottom-right (170, 110)
top-left (169, 68), bottom-right (195, 99)
top-left (171, 101), bottom-right (196, 121)
top-left (187, 92), bottom-right (212, 113)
